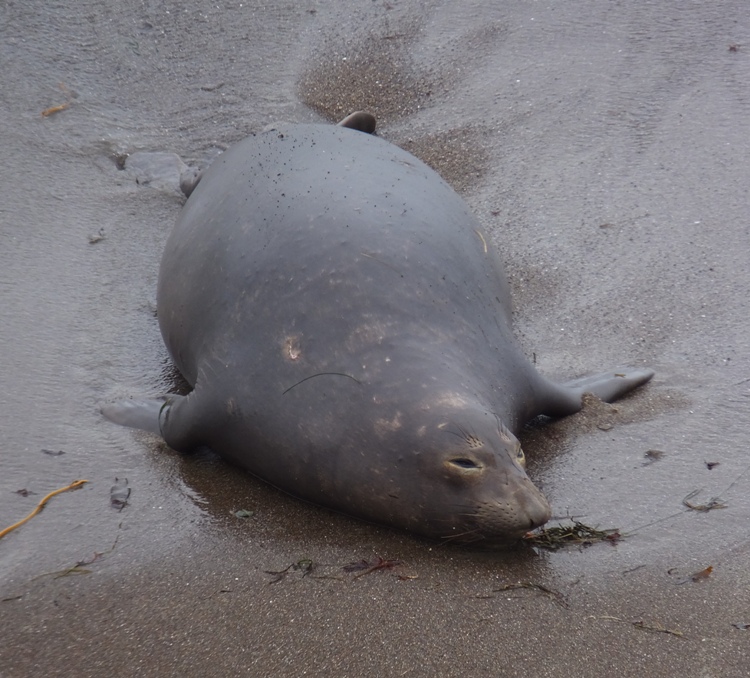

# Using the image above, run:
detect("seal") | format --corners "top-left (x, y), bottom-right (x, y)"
top-left (104, 120), bottom-right (654, 544)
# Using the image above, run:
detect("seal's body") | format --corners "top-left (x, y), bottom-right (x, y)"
top-left (106, 123), bottom-right (653, 544)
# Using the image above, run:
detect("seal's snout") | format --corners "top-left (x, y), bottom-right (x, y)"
top-left (474, 475), bottom-right (552, 539)
top-left (518, 483), bottom-right (552, 530)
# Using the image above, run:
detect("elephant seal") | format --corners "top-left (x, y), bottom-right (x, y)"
top-left (104, 119), bottom-right (653, 545)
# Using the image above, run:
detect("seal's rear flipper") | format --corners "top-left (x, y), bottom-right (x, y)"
top-left (337, 111), bottom-right (377, 134)
top-left (180, 166), bottom-right (204, 198)
top-left (101, 399), bottom-right (166, 435)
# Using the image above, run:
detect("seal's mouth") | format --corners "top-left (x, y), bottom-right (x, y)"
top-left (438, 484), bottom-right (552, 546)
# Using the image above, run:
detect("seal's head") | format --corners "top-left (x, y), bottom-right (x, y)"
top-left (425, 411), bottom-right (550, 545)
top-left (357, 399), bottom-right (552, 546)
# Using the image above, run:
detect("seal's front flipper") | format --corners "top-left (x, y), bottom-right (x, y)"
top-left (540, 367), bottom-right (654, 418)
top-left (102, 393), bottom-right (208, 453)
top-left (564, 367), bottom-right (655, 403)
top-left (337, 111), bottom-right (377, 134)
top-left (101, 399), bottom-right (167, 435)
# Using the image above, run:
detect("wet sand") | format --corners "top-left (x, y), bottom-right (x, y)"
top-left (2, 1), bottom-right (749, 676)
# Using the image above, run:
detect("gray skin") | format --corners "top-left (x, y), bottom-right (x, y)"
top-left (104, 121), bottom-right (653, 545)
top-left (179, 112), bottom-right (377, 198)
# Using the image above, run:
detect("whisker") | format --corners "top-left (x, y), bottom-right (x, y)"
top-left (440, 528), bottom-right (483, 541)
top-left (441, 421), bottom-right (478, 444)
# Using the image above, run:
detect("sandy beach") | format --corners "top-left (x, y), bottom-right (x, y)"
top-left (1, 2), bottom-right (749, 675)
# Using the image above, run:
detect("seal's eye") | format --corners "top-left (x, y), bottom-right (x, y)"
top-left (516, 448), bottom-right (526, 466)
top-left (450, 458), bottom-right (481, 470)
